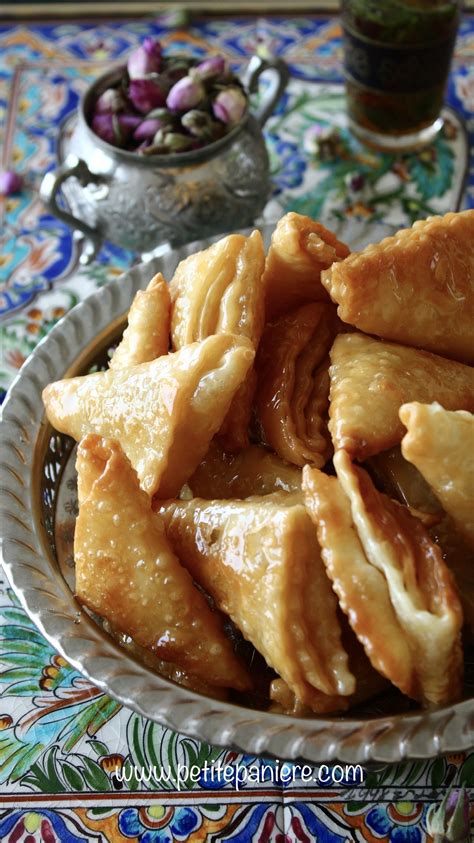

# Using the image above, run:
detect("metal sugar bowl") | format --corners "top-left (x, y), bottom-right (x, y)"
top-left (41, 55), bottom-right (289, 262)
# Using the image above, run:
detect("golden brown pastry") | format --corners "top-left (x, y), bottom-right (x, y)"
top-left (400, 402), bottom-right (474, 549)
top-left (263, 212), bottom-right (350, 320)
top-left (367, 443), bottom-right (474, 635)
top-left (268, 626), bottom-right (389, 715)
top-left (43, 334), bottom-right (254, 498)
top-left (268, 678), bottom-right (348, 715)
top-left (304, 458), bottom-right (464, 705)
top-left (109, 273), bottom-right (170, 369)
top-left (170, 230), bottom-right (265, 450)
top-left (74, 435), bottom-right (250, 691)
top-left (170, 230), bottom-right (265, 349)
top-left (322, 211), bottom-right (474, 364)
top-left (303, 465), bottom-right (416, 699)
top-left (160, 496), bottom-right (355, 708)
top-left (108, 626), bottom-right (229, 701)
top-left (329, 333), bottom-right (474, 460)
top-left (256, 302), bottom-right (339, 468)
top-left (187, 441), bottom-right (302, 499)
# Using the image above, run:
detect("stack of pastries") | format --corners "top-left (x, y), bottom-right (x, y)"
top-left (43, 210), bottom-right (474, 715)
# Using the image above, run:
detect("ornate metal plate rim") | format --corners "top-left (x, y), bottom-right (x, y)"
top-left (1, 223), bottom-right (472, 764)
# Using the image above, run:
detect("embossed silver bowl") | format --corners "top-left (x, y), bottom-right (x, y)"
top-left (40, 55), bottom-right (289, 263)
top-left (1, 224), bottom-right (473, 765)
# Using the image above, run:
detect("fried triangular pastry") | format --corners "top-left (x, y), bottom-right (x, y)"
top-left (110, 273), bottom-right (170, 369)
top-left (269, 678), bottom-right (348, 715)
top-left (74, 435), bottom-right (250, 691)
top-left (400, 402), bottom-right (474, 549)
top-left (160, 496), bottom-right (355, 707)
top-left (170, 230), bottom-right (265, 450)
top-left (308, 451), bottom-right (463, 706)
top-left (269, 622), bottom-right (389, 715)
top-left (256, 302), bottom-right (339, 468)
top-left (303, 465), bottom-right (416, 699)
top-left (43, 334), bottom-right (254, 498)
top-left (170, 230), bottom-right (265, 349)
top-left (322, 211), bottom-right (474, 364)
top-left (329, 333), bottom-right (474, 460)
top-left (367, 442), bottom-right (474, 635)
top-left (187, 441), bottom-right (302, 499)
top-left (263, 212), bottom-right (350, 320)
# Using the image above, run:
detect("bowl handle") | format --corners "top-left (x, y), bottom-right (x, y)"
top-left (244, 54), bottom-right (290, 127)
top-left (40, 155), bottom-right (103, 264)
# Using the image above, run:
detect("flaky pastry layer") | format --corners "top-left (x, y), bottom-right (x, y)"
top-left (170, 230), bottom-right (265, 450)
top-left (322, 211), bottom-right (474, 363)
top-left (43, 333), bottom-right (254, 498)
top-left (160, 495), bottom-right (355, 708)
top-left (328, 333), bottom-right (474, 460)
top-left (263, 212), bottom-right (350, 320)
top-left (400, 402), bottom-right (474, 549)
top-left (334, 451), bottom-right (463, 706)
top-left (110, 273), bottom-right (170, 369)
top-left (74, 435), bottom-right (249, 691)
top-left (256, 302), bottom-right (339, 467)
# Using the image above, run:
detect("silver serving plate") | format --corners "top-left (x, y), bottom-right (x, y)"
top-left (1, 223), bottom-right (473, 764)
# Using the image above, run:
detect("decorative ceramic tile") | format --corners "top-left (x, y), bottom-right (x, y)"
top-left (0, 15), bottom-right (473, 839)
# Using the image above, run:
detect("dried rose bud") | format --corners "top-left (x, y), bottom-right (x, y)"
top-left (181, 109), bottom-right (217, 139)
top-left (212, 87), bottom-right (247, 126)
top-left (151, 128), bottom-right (167, 146)
top-left (193, 55), bottom-right (226, 81)
top-left (128, 78), bottom-right (167, 114)
top-left (427, 788), bottom-right (470, 843)
top-left (91, 113), bottom-right (140, 146)
top-left (141, 143), bottom-right (168, 155)
top-left (0, 170), bottom-right (22, 195)
top-left (164, 57), bottom-right (193, 84)
top-left (166, 75), bottom-right (204, 111)
top-left (133, 118), bottom-right (166, 141)
top-left (146, 107), bottom-right (175, 126)
top-left (127, 37), bottom-right (162, 80)
top-left (95, 87), bottom-right (124, 114)
top-left (163, 132), bottom-right (194, 152)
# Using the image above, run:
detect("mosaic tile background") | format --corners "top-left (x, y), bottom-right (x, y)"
top-left (0, 14), bottom-right (473, 840)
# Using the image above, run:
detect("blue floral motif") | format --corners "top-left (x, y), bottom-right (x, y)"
top-left (365, 803), bottom-right (427, 843)
top-left (0, 591), bottom-right (120, 784)
top-left (265, 135), bottom-right (306, 194)
top-left (118, 806), bottom-right (203, 842)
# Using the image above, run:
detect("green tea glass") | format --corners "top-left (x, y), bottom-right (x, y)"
top-left (342, 0), bottom-right (461, 151)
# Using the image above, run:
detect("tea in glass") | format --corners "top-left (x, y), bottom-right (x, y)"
top-left (342, 0), bottom-right (461, 151)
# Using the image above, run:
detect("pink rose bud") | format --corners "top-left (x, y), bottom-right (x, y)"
top-left (181, 109), bottom-right (216, 139)
top-left (427, 787), bottom-right (470, 843)
top-left (128, 78), bottom-right (167, 114)
top-left (95, 88), bottom-right (124, 114)
top-left (166, 75), bottom-right (204, 111)
top-left (91, 113), bottom-right (140, 146)
top-left (0, 170), bottom-right (22, 196)
top-left (91, 113), bottom-right (115, 144)
top-left (194, 55), bottom-right (226, 80)
top-left (127, 37), bottom-right (162, 79)
top-left (165, 58), bottom-right (191, 85)
top-left (120, 114), bottom-right (142, 132)
top-left (133, 117), bottom-right (165, 141)
top-left (212, 87), bottom-right (247, 126)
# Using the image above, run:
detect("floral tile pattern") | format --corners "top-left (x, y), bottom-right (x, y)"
top-left (0, 13), bottom-right (473, 841)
